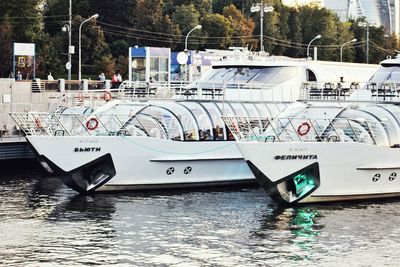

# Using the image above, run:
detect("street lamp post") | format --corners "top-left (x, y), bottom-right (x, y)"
top-left (78, 14), bottom-right (99, 81)
top-left (68, 0), bottom-right (72, 80)
top-left (307, 34), bottom-right (322, 60)
top-left (250, 2), bottom-right (274, 52)
top-left (340, 38), bottom-right (357, 62)
top-left (183, 24), bottom-right (202, 81)
top-left (358, 21), bottom-right (369, 63)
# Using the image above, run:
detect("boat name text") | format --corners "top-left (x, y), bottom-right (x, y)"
top-left (274, 155), bottom-right (317, 160)
top-left (74, 147), bottom-right (101, 152)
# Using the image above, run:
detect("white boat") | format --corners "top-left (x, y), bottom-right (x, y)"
top-left (10, 57), bottom-right (378, 193)
top-left (224, 56), bottom-right (400, 204)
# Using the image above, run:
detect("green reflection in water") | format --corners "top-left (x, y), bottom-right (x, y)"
top-left (287, 207), bottom-right (321, 261)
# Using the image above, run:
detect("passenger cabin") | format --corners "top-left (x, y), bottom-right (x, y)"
top-left (176, 56), bottom-right (378, 102)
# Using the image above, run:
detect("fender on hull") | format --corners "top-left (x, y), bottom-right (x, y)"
top-left (40, 153), bottom-right (116, 194)
top-left (247, 160), bottom-right (321, 204)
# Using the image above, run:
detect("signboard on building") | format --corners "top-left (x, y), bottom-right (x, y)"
top-left (13, 43), bottom-right (36, 80)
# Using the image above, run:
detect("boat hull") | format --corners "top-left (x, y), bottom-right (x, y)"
top-left (27, 136), bottom-right (255, 193)
top-left (237, 142), bottom-right (400, 204)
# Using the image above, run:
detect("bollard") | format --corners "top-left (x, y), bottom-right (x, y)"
top-left (58, 79), bottom-right (65, 92)
top-left (35, 78), bottom-right (41, 91)
top-left (105, 79), bottom-right (111, 89)
top-left (82, 79), bottom-right (89, 92)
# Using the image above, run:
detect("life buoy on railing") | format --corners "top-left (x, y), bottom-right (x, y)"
top-left (297, 122), bottom-right (311, 136)
top-left (34, 117), bottom-right (42, 128)
top-left (104, 91), bottom-right (112, 102)
top-left (86, 117), bottom-right (99, 130)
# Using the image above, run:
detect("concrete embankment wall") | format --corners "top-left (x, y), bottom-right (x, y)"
top-left (0, 79), bottom-right (62, 133)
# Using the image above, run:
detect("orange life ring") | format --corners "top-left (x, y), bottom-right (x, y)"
top-left (104, 91), bottom-right (112, 101)
top-left (86, 118), bottom-right (99, 130)
top-left (34, 118), bottom-right (42, 128)
top-left (297, 122), bottom-right (311, 136)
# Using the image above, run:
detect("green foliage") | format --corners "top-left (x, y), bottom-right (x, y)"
top-left (171, 0), bottom-right (212, 16)
top-left (222, 4), bottom-right (255, 48)
top-left (0, 0), bottom-right (398, 78)
top-left (172, 4), bottom-right (200, 34)
top-left (0, 20), bottom-right (13, 77)
top-left (201, 13), bottom-right (233, 49)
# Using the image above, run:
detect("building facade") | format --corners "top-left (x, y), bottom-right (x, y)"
top-left (324, 0), bottom-right (400, 35)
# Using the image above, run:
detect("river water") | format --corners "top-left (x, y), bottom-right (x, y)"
top-left (1, 171), bottom-right (399, 266)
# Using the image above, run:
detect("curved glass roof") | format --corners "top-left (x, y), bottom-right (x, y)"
top-left (275, 102), bottom-right (400, 146)
top-left (111, 100), bottom-right (288, 141)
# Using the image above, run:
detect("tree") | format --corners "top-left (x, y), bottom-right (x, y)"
top-left (88, 0), bottom-right (136, 27)
top-left (0, 20), bottom-right (13, 77)
top-left (252, 9), bottom-right (280, 53)
top-left (286, 8), bottom-right (302, 57)
top-left (213, 0), bottom-right (254, 16)
top-left (171, 0), bottom-right (212, 17)
top-left (132, 0), bottom-right (180, 48)
top-left (201, 14), bottom-right (233, 49)
top-left (73, 17), bottom-right (112, 77)
top-left (222, 4), bottom-right (255, 48)
top-left (172, 4), bottom-right (201, 34)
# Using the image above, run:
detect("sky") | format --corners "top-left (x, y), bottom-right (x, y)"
top-left (282, 0), bottom-right (324, 7)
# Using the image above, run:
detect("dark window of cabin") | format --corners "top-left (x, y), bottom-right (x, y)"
top-left (307, 69), bottom-right (317, 81)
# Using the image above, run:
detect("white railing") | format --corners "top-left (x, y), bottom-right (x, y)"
top-left (222, 116), bottom-right (384, 146)
top-left (300, 81), bottom-right (400, 102)
top-left (9, 112), bottom-right (177, 139)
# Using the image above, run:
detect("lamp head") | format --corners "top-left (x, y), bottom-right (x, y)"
top-left (316, 35), bottom-right (322, 39)
top-left (92, 14), bottom-right (99, 19)
top-left (351, 38), bottom-right (357, 42)
top-left (195, 25), bottom-right (202, 30)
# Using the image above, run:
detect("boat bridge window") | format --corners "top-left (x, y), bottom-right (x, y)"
top-left (369, 66), bottom-right (400, 83)
top-left (197, 66), bottom-right (299, 86)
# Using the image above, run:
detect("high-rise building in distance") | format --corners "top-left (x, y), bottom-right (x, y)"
top-left (325, 0), bottom-right (399, 35)
top-left (283, 0), bottom-right (400, 36)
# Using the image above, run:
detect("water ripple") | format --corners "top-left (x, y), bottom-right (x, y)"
top-left (0, 174), bottom-right (399, 266)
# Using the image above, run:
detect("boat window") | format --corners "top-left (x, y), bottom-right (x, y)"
top-left (131, 58), bottom-right (146, 81)
top-left (369, 66), bottom-right (400, 83)
top-left (230, 103), bottom-right (248, 116)
top-left (267, 104), bottom-right (283, 117)
top-left (197, 66), bottom-right (298, 86)
top-left (201, 102), bottom-right (225, 140)
top-left (251, 67), bottom-right (298, 84)
top-left (216, 102), bottom-right (235, 116)
top-left (340, 108), bottom-right (390, 146)
top-left (243, 103), bottom-right (259, 117)
top-left (137, 106), bottom-right (183, 140)
top-left (306, 69), bottom-right (317, 82)
top-left (255, 104), bottom-right (272, 118)
top-left (156, 103), bottom-right (199, 141)
top-left (133, 114), bottom-right (167, 139)
top-left (243, 103), bottom-right (263, 133)
top-left (216, 103), bottom-right (237, 140)
top-left (277, 103), bottom-right (308, 118)
top-left (180, 102), bottom-right (214, 141)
